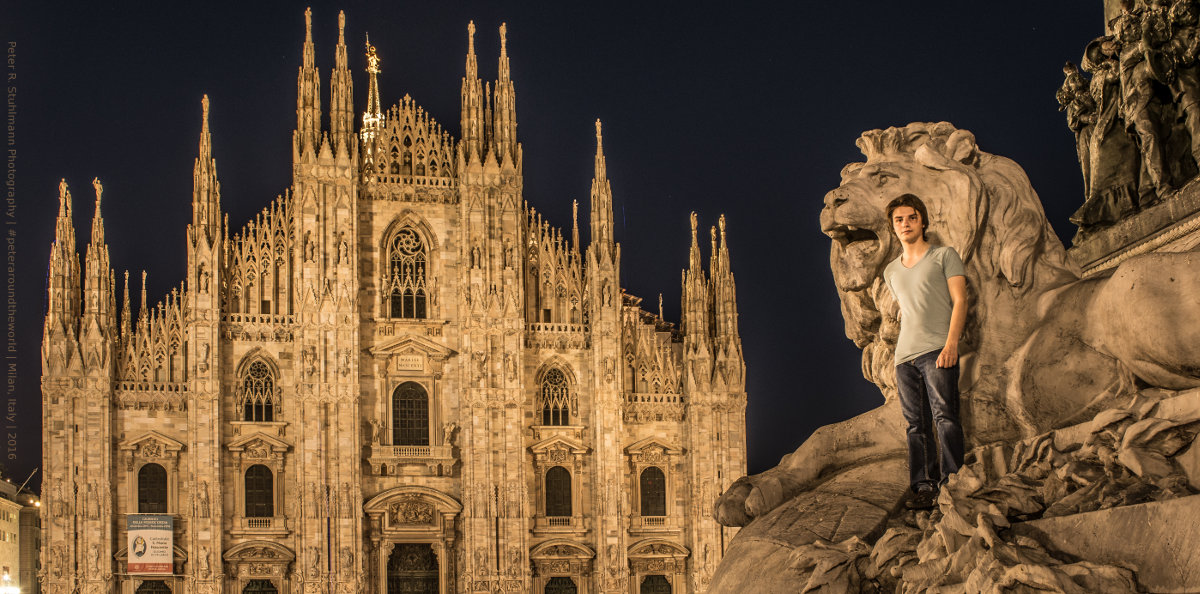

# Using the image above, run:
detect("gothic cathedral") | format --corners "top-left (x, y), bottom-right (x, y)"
top-left (40, 10), bottom-right (746, 594)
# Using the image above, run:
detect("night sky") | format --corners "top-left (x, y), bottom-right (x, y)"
top-left (5, 3), bottom-right (1101, 490)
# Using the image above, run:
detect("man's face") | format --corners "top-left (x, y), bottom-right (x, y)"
top-left (891, 205), bottom-right (924, 243)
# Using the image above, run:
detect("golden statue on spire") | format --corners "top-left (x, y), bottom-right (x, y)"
top-left (365, 34), bottom-right (380, 75)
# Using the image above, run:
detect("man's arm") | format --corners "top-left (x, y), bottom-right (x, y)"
top-left (937, 275), bottom-right (968, 368)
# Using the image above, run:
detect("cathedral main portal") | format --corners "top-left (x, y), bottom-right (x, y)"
top-left (387, 543), bottom-right (439, 594)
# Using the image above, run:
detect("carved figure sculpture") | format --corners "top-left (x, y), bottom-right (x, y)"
top-left (1168, 0), bottom-right (1200, 162)
top-left (197, 481), bottom-right (210, 518)
top-left (1073, 36), bottom-right (1141, 228)
top-left (714, 122), bottom-right (1200, 526)
top-left (1057, 61), bottom-right (1096, 187)
top-left (1115, 0), bottom-right (1173, 196)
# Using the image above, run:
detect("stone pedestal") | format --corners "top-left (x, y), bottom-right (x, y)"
top-left (1069, 181), bottom-right (1200, 277)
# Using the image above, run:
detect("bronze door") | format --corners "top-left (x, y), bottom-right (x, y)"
top-left (640, 574), bottom-right (672, 594)
top-left (243, 580), bottom-right (278, 593)
top-left (135, 582), bottom-right (171, 594)
top-left (545, 576), bottom-right (578, 594)
top-left (387, 543), bottom-right (439, 594)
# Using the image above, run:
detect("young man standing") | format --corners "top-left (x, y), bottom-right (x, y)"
top-left (883, 194), bottom-right (968, 510)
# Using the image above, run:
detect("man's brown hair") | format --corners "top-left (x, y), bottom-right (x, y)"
top-left (886, 193), bottom-right (930, 240)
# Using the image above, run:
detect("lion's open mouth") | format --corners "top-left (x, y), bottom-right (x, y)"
top-left (828, 225), bottom-right (879, 248)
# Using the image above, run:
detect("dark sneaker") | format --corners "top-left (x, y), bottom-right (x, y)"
top-left (905, 485), bottom-right (937, 510)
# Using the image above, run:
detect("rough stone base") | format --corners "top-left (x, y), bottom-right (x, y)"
top-left (707, 457), bottom-right (908, 593)
top-left (1011, 495), bottom-right (1200, 593)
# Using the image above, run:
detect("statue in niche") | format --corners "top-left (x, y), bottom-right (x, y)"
top-left (303, 231), bottom-right (315, 262)
top-left (367, 417), bottom-right (381, 446)
top-left (503, 352), bottom-right (517, 381)
top-left (300, 346), bottom-right (317, 380)
top-left (85, 483), bottom-right (98, 519)
top-left (199, 342), bottom-right (210, 374)
top-left (338, 349), bottom-right (351, 378)
top-left (50, 546), bottom-right (63, 578)
top-left (307, 546), bottom-right (320, 578)
top-left (199, 546), bottom-right (211, 578)
top-left (473, 351), bottom-right (488, 384)
top-left (442, 421), bottom-right (458, 446)
top-left (197, 481), bottom-right (210, 517)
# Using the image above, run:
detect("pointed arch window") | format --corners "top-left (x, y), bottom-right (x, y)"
top-left (135, 581), bottom-right (172, 594)
top-left (392, 382), bottom-right (430, 446)
top-left (545, 466), bottom-right (572, 517)
top-left (244, 465), bottom-right (274, 517)
top-left (639, 466), bottom-right (667, 517)
top-left (238, 360), bottom-right (278, 422)
top-left (539, 368), bottom-right (571, 426)
top-left (386, 228), bottom-right (428, 319)
top-left (137, 463), bottom-right (168, 513)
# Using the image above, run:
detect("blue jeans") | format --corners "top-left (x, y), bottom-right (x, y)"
top-left (896, 350), bottom-right (964, 489)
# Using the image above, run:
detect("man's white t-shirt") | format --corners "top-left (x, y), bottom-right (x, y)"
top-left (883, 245), bottom-right (965, 365)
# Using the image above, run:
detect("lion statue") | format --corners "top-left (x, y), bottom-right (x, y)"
top-left (711, 121), bottom-right (1200, 533)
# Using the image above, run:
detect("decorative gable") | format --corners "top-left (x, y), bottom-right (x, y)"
top-left (369, 333), bottom-right (456, 376)
top-left (624, 437), bottom-right (683, 465)
top-left (118, 431), bottom-right (186, 471)
top-left (226, 432), bottom-right (291, 461)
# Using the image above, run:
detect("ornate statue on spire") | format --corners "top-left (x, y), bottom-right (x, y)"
top-left (365, 35), bottom-right (380, 75)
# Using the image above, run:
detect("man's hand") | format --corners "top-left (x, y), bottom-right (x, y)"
top-left (937, 342), bottom-right (958, 368)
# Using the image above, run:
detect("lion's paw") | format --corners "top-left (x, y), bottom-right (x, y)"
top-left (712, 474), bottom-right (785, 527)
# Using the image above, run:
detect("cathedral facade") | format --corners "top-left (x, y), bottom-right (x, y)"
top-left (40, 10), bottom-right (746, 594)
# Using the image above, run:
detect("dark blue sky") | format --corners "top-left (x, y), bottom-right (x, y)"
top-left (5, 2), bottom-right (1100, 486)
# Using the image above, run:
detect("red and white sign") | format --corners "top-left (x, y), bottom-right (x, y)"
top-left (127, 514), bottom-right (173, 574)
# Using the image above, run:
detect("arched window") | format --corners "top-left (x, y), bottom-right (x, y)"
top-left (386, 228), bottom-right (428, 319)
top-left (137, 463), bottom-right (168, 513)
top-left (244, 465), bottom-right (274, 517)
top-left (640, 466), bottom-right (667, 517)
top-left (539, 369), bottom-right (571, 426)
top-left (239, 360), bottom-right (277, 422)
top-left (392, 382), bottom-right (429, 446)
top-left (545, 466), bottom-right (572, 517)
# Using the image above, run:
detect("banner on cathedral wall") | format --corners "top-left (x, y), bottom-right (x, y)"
top-left (127, 514), bottom-right (173, 574)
